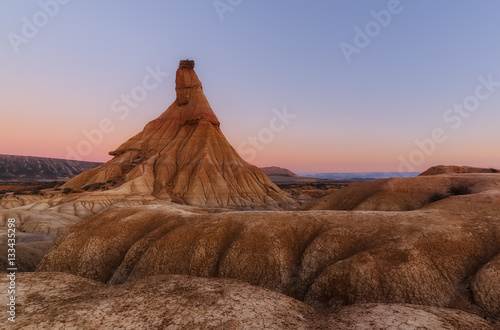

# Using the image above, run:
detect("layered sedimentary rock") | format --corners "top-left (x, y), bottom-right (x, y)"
top-left (63, 60), bottom-right (296, 208)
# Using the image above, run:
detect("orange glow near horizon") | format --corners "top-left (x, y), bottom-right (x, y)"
top-left (2, 92), bottom-right (499, 173)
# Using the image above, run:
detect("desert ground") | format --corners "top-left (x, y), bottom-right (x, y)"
top-left (1, 61), bottom-right (499, 329)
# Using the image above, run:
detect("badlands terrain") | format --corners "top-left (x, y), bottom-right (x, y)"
top-left (1, 61), bottom-right (500, 329)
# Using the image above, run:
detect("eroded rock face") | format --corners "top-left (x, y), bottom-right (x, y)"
top-left (1, 272), bottom-right (495, 329)
top-left (0, 232), bottom-right (54, 272)
top-left (472, 253), bottom-right (500, 319)
top-left (37, 185), bottom-right (500, 322)
top-left (62, 60), bottom-right (296, 209)
top-left (0, 209), bottom-right (80, 271)
top-left (328, 303), bottom-right (496, 329)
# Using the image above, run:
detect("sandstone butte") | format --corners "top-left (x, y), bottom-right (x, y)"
top-left (63, 60), bottom-right (296, 209)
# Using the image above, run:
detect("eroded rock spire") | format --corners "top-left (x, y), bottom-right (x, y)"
top-left (63, 60), bottom-right (297, 208)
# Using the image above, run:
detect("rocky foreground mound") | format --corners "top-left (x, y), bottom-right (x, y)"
top-left (1, 272), bottom-right (495, 329)
top-left (62, 60), bottom-right (295, 209)
top-left (37, 174), bottom-right (500, 324)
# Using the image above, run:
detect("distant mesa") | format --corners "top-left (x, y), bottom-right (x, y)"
top-left (0, 154), bottom-right (102, 182)
top-left (260, 166), bottom-right (298, 178)
top-left (63, 60), bottom-right (297, 208)
top-left (420, 165), bottom-right (499, 176)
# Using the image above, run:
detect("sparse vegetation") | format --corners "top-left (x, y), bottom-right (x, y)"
top-left (448, 183), bottom-right (472, 196)
top-left (430, 193), bottom-right (447, 203)
top-left (38, 181), bottom-right (65, 189)
top-left (63, 187), bottom-right (73, 194)
top-left (83, 182), bottom-right (106, 191)
top-left (1, 181), bottom-right (66, 196)
top-left (315, 183), bottom-right (329, 190)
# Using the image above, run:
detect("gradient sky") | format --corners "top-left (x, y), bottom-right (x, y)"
top-left (1, 1), bottom-right (500, 173)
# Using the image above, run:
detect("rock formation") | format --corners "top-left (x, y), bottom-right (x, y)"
top-left (3, 272), bottom-right (495, 329)
top-left (38, 172), bottom-right (500, 324)
top-left (63, 60), bottom-right (296, 208)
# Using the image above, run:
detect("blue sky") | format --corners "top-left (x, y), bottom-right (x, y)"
top-left (1, 0), bottom-right (499, 172)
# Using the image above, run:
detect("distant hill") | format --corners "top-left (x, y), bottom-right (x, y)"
top-left (300, 172), bottom-right (420, 180)
top-left (420, 165), bottom-right (499, 176)
top-left (0, 154), bottom-right (103, 182)
top-left (260, 166), bottom-right (298, 178)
